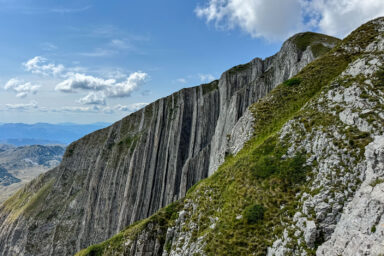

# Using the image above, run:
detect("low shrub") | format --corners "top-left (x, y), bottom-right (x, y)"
top-left (244, 204), bottom-right (265, 224)
top-left (283, 78), bottom-right (302, 86)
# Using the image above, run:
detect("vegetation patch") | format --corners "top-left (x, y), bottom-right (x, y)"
top-left (75, 200), bottom-right (183, 256)
top-left (76, 20), bottom-right (381, 256)
top-left (283, 77), bottom-right (302, 87)
top-left (310, 43), bottom-right (331, 58)
top-left (291, 32), bottom-right (340, 52)
top-left (370, 178), bottom-right (384, 187)
top-left (244, 204), bottom-right (265, 224)
top-left (202, 80), bottom-right (219, 95)
top-left (373, 67), bottom-right (384, 87)
top-left (228, 63), bottom-right (252, 74)
top-left (2, 176), bottom-right (54, 222)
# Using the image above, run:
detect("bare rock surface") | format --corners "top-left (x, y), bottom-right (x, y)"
top-left (0, 32), bottom-right (338, 256)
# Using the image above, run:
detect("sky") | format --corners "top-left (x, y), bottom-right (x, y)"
top-left (1, 0), bottom-right (384, 124)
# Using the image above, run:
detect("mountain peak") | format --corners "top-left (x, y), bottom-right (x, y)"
top-left (2, 17), bottom-right (384, 256)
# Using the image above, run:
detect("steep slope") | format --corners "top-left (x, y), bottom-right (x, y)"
top-left (0, 145), bottom-right (65, 203)
top-left (0, 33), bottom-right (338, 256)
top-left (76, 17), bottom-right (384, 256)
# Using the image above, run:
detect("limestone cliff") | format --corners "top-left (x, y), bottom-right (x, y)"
top-left (0, 32), bottom-right (338, 256)
top-left (76, 17), bottom-right (384, 256)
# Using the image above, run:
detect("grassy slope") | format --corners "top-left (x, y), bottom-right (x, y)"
top-left (76, 20), bottom-right (381, 256)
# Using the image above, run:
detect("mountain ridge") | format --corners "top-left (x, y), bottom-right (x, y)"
top-left (75, 17), bottom-right (384, 255)
top-left (0, 30), bottom-right (340, 256)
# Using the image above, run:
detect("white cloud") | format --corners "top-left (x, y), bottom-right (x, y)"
top-left (196, 0), bottom-right (303, 40)
top-left (5, 101), bottom-right (38, 111)
top-left (305, 0), bottom-right (384, 37)
top-left (126, 102), bottom-right (149, 111)
top-left (23, 56), bottom-right (64, 76)
top-left (4, 78), bottom-right (40, 98)
top-left (56, 73), bottom-right (116, 92)
top-left (106, 72), bottom-right (148, 98)
top-left (78, 92), bottom-right (106, 105)
top-left (196, 0), bottom-right (384, 40)
top-left (20, 56), bottom-right (149, 105)
top-left (56, 71), bottom-right (148, 103)
top-left (198, 74), bottom-right (215, 82)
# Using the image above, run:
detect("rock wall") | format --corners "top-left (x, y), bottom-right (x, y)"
top-left (76, 18), bottom-right (384, 256)
top-left (0, 33), bottom-right (338, 256)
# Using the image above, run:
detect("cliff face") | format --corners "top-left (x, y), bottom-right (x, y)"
top-left (0, 33), bottom-right (338, 256)
top-left (76, 17), bottom-right (384, 256)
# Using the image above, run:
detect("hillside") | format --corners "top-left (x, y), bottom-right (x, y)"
top-left (75, 17), bottom-right (384, 255)
top-left (0, 30), bottom-right (340, 256)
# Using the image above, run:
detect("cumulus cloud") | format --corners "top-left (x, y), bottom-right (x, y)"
top-left (57, 71), bottom-right (148, 103)
top-left (196, 0), bottom-right (384, 40)
top-left (106, 72), bottom-right (148, 98)
top-left (23, 56), bottom-right (64, 76)
top-left (56, 73), bottom-right (115, 92)
top-left (20, 56), bottom-right (148, 105)
top-left (305, 0), bottom-right (384, 37)
top-left (78, 92), bottom-right (106, 105)
top-left (5, 101), bottom-right (38, 111)
top-left (4, 78), bottom-right (40, 98)
top-left (196, 0), bottom-right (303, 40)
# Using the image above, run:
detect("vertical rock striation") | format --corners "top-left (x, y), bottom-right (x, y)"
top-left (0, 32), bottom-right (338, 256)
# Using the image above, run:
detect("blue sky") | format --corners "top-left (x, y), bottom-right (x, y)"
top-left (1, 0), bottom-right (383, 124)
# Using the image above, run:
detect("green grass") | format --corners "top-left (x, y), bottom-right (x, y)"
top-left (2, 176), bottom-right (54, 222)
top-left (283, 77), bottom-right (302, 87)
top-left (228, 63), bottom-right (252, 74)
top-left (202, 80), bottom-right (219, 95)
top-left (76, 18), bottom-right (382, 256)
top-left (291, 32), bottom-right (340, 52)
top-left (370, 178), bottom-right (384, 187)
top-left (244, 204), bottom-right (265, 224)
top-left (75, 200), bottom-right (183, 256)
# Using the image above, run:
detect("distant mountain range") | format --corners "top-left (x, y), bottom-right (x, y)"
top-left (0, 122), bottom-right (110, 146)
top-left (0, 144), bottom-right (65, 203)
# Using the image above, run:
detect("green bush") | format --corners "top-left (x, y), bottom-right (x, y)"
top-left (253, 155), bottom-right (278, 178)
top-left (374, 68), bottom-right (384, 87)
top-left (283, 78), bottom-right (302, 86)
top-left (244, 204), bottom-right (265, 224)
top-left (279, 153), bottom-right (307, 186)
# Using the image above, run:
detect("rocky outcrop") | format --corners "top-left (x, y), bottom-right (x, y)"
top-left (0, 33), bottom-right (338, 256)
top-left (76, 17), bottom-right (384, 256)
top-left (208, 32), bottom-right (337, 174)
